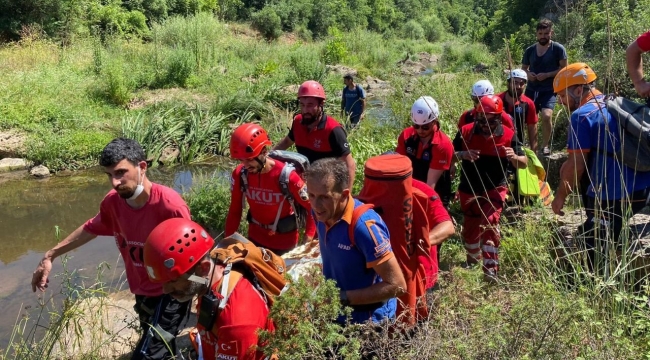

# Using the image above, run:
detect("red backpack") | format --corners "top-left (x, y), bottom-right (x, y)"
top-left (350, 154), bottom-right (432, 324)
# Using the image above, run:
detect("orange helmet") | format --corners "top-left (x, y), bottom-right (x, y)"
top-left (143, 218), bottom-right (214, 284)
top-left (229, 123), bottom-right (272, 160)
top-left (553, 63), bottom-right (597, 93)
top-left (475, 94), bottom-right (504, 114)
top-left (297, 80), bottom-right (326, 100)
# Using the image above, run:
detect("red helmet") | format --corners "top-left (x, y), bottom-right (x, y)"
top-left (229, 123), bottom-right (272, 160)
top-left (297, 80), bottom-right (326, 100)
top-left (476, 94), bottom-right (504, 114)
top-left (143, 218), bottom-right (214, 283)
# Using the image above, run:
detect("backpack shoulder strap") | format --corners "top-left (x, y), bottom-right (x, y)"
top-left (356, 84), bottom-right (363, 98)
top-left (347, 203), bottom-right (374, 248)
top-left (239, 167), bottom-right (249, 209)
top-left (278, 163), bottom-right (294, 200)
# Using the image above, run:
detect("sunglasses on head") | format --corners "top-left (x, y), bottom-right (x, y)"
top-left (413, 124), bottom-right (431, 130)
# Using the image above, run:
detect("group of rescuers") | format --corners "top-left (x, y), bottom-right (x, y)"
top-left (29, 20), bottom-right (650, 360)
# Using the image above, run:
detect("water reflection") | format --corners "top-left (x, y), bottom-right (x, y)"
top-left (0, 161), bottom-right (230, 349)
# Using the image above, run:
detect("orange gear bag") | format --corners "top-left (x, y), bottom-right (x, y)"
top-left (352, 154), bottom-right (432, 325)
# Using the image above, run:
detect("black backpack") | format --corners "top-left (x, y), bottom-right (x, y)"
top-left (605, 96), bottom-right (650, 172)
top-left (240, 150), bottom-right (310, 233)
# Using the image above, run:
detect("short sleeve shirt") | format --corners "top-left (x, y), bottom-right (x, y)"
top-left (566, 95), bottom-right (650, 200)
top-left (287, 113), bottom-right (350, 162)
top-left (83, 183), bottom-right (191, 296)
top-left (395, 127), bottom-right (453, 182)
top-left (342, 85), bottom-right (366, 116)
top-left (522, 41), bottom-right (568, 92)
top-left (636, 31), bottom-right (650, 52)
top-left (316, 196), bottom-right (397, 324)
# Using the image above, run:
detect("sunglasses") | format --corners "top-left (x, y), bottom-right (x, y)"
top-left (413, 124), bottom-right (432, 130)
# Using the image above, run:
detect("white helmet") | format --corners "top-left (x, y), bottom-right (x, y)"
top-left (411, 96), bottom-right (439, 125)
top-left (471, 80), bottom-right (495, 97)
top-left (507, 69), bottom-right (528, 81)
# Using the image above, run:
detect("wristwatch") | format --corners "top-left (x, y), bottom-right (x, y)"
top-left (339, 289), bottom-right (351, 307)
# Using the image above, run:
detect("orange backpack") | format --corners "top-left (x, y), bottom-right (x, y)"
top-left (210, 232), bottom-right (289, 309)
top-left (351, 154), bottom-right (432, 325)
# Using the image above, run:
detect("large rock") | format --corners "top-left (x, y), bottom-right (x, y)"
top-left (30, 165), bottom-right (51, 178)
top-left (417, 52), bottom-right (439, 67)
top-left (400, 59), bottom-right (427, 76)
top-left (326, 65), bottom-right (357, 78)
top-left (361, 76), bottom-right (394, 98)
top-left (0, 158), bottom-right (29, 173)
top-left (158, 147), bottom-right (180, 166)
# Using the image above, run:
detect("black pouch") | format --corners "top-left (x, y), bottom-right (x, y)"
top-left (197, 292), bottom-right (219, 331)
top-left (275, 214), bottom-right (298, 233)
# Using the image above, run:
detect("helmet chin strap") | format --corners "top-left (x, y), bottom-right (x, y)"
top-left (126, 167), bottom-right (145, 206)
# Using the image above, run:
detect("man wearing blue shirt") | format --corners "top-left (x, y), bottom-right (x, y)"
top-left (304, 158), bottom-right (406, 324)
top-left (341, 74), bottom-right (366, 129)
top-left (551, 63), bottom-right (650, 272)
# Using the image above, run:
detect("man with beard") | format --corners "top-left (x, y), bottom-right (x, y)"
top-left (226, 123), bottom-right (316, 255)
top-left (521, 19), bottom-right (568, 157)
top-left (31, 138), bottom-right (191, 360)
top-left (497, 69), bottom-right (538, 151)
top-left (453, 95), bottom-right (527, 281)
top-left (551, 63), bottom-right (650, 272)
top-left (273, 80), bottom-right (356, 189)
top-left (396, 96), bottom-right (454, 207)
top-left (143, 219), bottom-right (274, 360)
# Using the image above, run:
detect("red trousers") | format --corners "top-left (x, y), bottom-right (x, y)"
top-left (459, 186), bottom-right (507, 273)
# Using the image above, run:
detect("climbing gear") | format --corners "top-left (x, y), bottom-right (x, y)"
top-left (229, 123), bottom-right (273, 160)
top-left (143, 218), bottom-right (214, 284)
top-left (297, 80), bottom-right (326, 100)
top-left (471, 80), bottom-right (495, 97)
top-left (411, 96), bottom-right (439, 125)
top-left (476, 94), bottom-right (504, 115)
top-left (553, 62), bottom-right (597, 93)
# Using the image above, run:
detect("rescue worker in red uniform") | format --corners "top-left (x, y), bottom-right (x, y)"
top-left (226, 123), bottom-right (316, 256)
top-left (143, 219), bottom-right (274, 360)
top-left (411, 179), bottom-right (455, 290)
top-left (453, 95), bottom-right (528, 281)
top-left (458, 80), bottom-right (515, 131)
top-left (273, 80), bottom-right (356, 189)
top-left (497, 69), bottom-right (539, 151)
top-left (395, 96), bottom-right (454, 207)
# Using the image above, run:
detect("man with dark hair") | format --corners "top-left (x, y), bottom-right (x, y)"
top-left (341, 74), bottom-right (366, 129)
top-left (31, 137), bottom-right (191, 360)
top-left (274, 80), bottom-right (356, 189)
top-left (304, 158), bottom-right (406, 324)
top-left (521, 19), bottom-right (568, 157)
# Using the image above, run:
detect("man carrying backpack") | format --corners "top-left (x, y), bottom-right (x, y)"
top-left (304, 158), bottom-right (406, 324)
top-left (454, 95), bottom-right (528, 281)
top-left (551, 63), bottom-right (650, 271)
top-left (143, 219), bottom-right (277, 360)
top-left (341, 74), bottom-right (366, 129)
top-left (227, 123), bottom-right (316, 255)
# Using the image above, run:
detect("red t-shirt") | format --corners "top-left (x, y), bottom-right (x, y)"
top-left (637, 31), bottom-right (650, 52)
top-left (194, 276), bottom-right (274, 360)
top-left (457, 109), bottom-right (515, 131)
top-left (226, 160), bottom-right (316, 251)
top-left (83, 183), bottom-right (191, 296)
top-left (411, 179), bottom-right (452, 288)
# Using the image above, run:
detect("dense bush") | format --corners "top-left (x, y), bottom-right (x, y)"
top-left (251, 6), bottom-right (282, 40)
